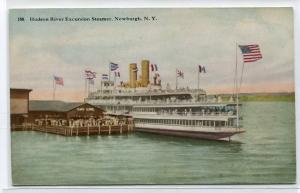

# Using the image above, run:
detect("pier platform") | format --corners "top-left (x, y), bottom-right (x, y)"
top-left (12, 124), bottom-right (134, 136)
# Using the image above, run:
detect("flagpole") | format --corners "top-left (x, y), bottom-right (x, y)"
top-left (53, 78), bottom-right (56, 100)
top-left (88, 79), bottom-right (90, 96)
top-left (235, 42), bottom-right (239, 129)
top-left (239, 61), bottom-right (246, 93)
top-left (85, 78), bottom-right (87, 98)
top-left (53, 78), bottom-right (55, 100)
top-left (109, 64), bottom-right (111, 83)
top-left (197, 68), bottom-right (200, 101)
top-left (175, 69), bottom-right (178, 90)
top-left (150, 64), bottom-right (152, 85)
top-left (108, 61), bottom-right (111, 95)
top-left (114, 73), bottom-right (116, 89)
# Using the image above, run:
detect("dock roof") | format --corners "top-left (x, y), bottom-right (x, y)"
top-left (29, 100), bottom-right (83, 112)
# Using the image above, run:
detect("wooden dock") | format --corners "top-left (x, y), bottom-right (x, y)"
top-left (12, 124), bottom-right (134, 136)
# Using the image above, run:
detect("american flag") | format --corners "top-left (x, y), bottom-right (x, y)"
top-left (85, 70), bottom-right (96, 79)
top-left (239, 44), bottom-right (262, 63)
top-left (54, 76), bottom-right (64, 86)
top-left (176, 69), bottom-right (184, 78)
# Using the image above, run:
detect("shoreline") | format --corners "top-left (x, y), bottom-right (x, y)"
top-left (208, 93), bottom-right (295, 102)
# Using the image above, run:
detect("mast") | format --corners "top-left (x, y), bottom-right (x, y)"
top-left (175, 69), bottom-right (178, 90)
top-left (53, 77), bottom-right (56, 100)
top-left (235, 43), bottom-right (239, 128)
top-left (197, 67), bottom-right (200, 101)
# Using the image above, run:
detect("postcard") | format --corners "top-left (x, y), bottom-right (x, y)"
top-left (9, 8), bottom-right (295, 185)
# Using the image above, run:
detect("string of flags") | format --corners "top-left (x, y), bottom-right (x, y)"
top-left (52, 44), bottom-right (261, 93)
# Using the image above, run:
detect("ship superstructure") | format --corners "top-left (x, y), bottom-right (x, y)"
top-left (86, 59), bottom-right (245, 140)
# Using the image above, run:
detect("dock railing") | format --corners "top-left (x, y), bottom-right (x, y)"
top-left (11, 123), bottom-right (134, 136)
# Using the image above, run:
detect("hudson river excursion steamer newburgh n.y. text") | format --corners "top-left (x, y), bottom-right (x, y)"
top-left (28, 16), bottom-right (156, 22)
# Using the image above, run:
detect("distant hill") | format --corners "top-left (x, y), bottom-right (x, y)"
top-left (208, 92), bottom-right (295, 102)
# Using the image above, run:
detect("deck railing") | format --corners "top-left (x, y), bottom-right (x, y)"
top-left (133, 111), bottom-right (236, 117)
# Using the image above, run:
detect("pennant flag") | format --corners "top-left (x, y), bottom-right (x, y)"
top-left (110, 62), bottom-right (119, 71)
top-left (102, 74), bottom-right (109, 80)
top-left (85, 70), bottom-right (96, 79)
top-left (114, 71), bottom-right (121, 77)
top-left (54, 76), bottom-right (64, 86)
top-left (198, 65), bottom-right (206, 73)
top-left (239, 44), bottom-right (262, 63)
top-left (151, 64), bottom-right (158, 71)
top-left (150, 64), bottom-right (154, 72)
top-left (176, 69), bottom-right (184, 78)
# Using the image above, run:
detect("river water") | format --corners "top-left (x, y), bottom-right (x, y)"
top-left (11, 102), bottom-right (296, 185)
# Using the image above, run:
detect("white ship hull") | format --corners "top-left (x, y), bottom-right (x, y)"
top-left (134, 123), bottom-right (245, 140)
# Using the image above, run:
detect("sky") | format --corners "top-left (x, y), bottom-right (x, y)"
top-left (10, 8), bottom-right (294, 102)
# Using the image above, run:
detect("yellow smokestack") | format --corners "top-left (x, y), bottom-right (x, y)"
top-left (141, 60), bottom-right (150, 87)
top-left (129, 63), bottom-right (137, 88)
